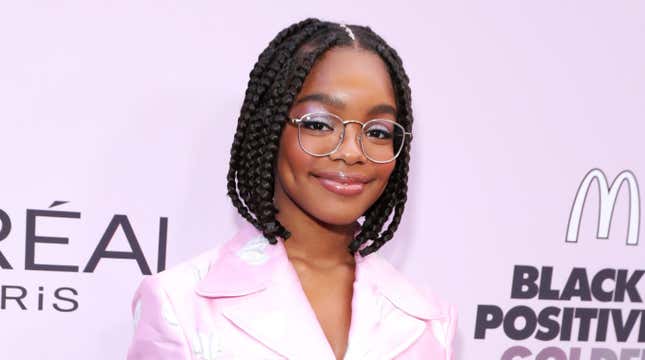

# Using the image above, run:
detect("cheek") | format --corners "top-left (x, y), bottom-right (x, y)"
top-left (367, 162), bottom-right (396, 203)
top-left (277, 126), bottom-right (313, 184)
top-left (375, 162), bottom-right (396, 188)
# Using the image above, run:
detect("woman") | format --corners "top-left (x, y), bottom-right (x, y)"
top-left (127, 18), bottom-right (457, 359)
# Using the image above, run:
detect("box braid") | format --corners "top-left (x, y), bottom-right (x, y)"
top-left (227, 18), bottom-right (414, 257)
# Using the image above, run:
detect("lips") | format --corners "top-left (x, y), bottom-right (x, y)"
top-left (312, 171), bottom-right (372, 196)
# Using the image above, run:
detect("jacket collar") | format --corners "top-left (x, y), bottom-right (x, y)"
top-left (194, 221), bottom-right (444, 358)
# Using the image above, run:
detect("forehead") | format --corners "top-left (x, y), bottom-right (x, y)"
top-left (297, 46), bottom-right (396, 107)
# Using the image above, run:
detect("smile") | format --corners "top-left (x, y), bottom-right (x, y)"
top-left (312, 171), bottom-right (371, 196)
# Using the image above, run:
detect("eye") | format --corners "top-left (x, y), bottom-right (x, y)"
top-left (366, 128), bottom-right (392, 139)
top-left (300, 114), bottom-right (338, 133)
top-left (302, 119), bottom-right (333, 131)
top-left (364, 122), bottom-right (394, 140)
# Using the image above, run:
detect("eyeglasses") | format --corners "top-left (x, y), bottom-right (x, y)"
top-left (289, 111), bottom-right (413, 164)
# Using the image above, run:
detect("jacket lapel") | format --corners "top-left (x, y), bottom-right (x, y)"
top-left (194, 222), bottom-right (335, 359)
top-left (194, 222), bottom-right (446, 359)
top-left (346, 254), bottom-right (446, 359)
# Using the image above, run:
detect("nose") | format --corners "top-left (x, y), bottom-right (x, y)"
top-left (328, 121), bottom-right (367, 165)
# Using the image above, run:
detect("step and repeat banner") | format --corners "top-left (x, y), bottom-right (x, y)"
top-left (1, 2), bottom-right (643, 359)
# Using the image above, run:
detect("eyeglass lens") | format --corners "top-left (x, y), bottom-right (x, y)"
top-left (298, 113), bottom-right (405, 162)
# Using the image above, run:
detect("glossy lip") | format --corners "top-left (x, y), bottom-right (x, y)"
top-left (313, 171), bottom-right (372, 184)
top-left (312, 171), bottom-right (373, 196)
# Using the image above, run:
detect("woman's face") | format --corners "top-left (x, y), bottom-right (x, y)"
top-left (274, 46), bottom-right (398, 226)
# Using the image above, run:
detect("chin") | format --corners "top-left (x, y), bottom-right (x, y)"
top-left (306, 204), bottom-right (366, 226)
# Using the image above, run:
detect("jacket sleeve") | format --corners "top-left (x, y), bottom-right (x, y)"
top-left (126, 275), bottom-right (192, 360)
top-left (444, 303), bottom-right (458, 360)
top-left (415, 285), bottom-right (459, 360)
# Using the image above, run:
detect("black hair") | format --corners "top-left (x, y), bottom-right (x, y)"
top-left (226, 18), bottom-right (414, 257)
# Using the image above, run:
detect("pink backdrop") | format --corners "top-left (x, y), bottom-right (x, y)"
top-left (1, 2), bottom-right (643, 359)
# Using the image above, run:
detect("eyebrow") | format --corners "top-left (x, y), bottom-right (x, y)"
top-left (293, 93), bottom-right (397, 117)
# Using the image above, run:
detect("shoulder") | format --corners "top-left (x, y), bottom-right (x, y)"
top-left (130, 242), bottom-right (225, 313)
top-left (127, 243), bottom-right (227, 358)
top-left (154, 244), bottom-right (224, 289)
top-left (367, 253), bottom-right (458, 355)
top-left (366, 252), bottom-right (457, 318)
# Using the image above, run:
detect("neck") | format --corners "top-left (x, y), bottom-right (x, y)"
top-left (274, 181), bottom-right (358, 268)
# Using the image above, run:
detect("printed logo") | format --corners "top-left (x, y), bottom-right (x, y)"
top-left (474, 168), bottom-right (644, 359)
top-left (566, 168), bottom-right (640, 246)
top-left (0, 200), bottom-right (169, 313)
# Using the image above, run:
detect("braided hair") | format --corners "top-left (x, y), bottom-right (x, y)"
top-left (226, 18), bottom-right (414, 257)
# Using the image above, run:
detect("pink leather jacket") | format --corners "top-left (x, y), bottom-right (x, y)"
top-left (126, 221), bottom-right (457, 359)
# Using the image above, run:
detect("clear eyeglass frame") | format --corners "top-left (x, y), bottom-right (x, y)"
top-left (289, 111), bottom-right (413, 164)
